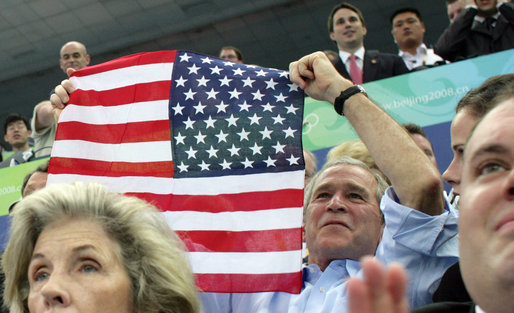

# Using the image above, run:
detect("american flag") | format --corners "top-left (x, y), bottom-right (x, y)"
top-left (48, 50), bottom-right (304, 293)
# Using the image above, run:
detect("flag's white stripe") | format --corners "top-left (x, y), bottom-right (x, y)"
top-left (51, 140), bottom-right (172, 163)
top-left (173, 170), bottom-right (305, 194)
top-left (70, 62), bottom-right (173, 91)
top-left (59, 101), bottom-right (169, 124)
top-left (188, 250), bottom-right (302, 274)
top-left (48, 170), bottom-right (304, 194)
top-left (163, 207), bottom-right (303, 231)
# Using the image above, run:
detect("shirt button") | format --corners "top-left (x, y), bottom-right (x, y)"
top-left (320, 287), bottom-right (326, 293)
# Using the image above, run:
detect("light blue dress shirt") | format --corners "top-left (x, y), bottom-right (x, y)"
top-left (200, 187), bottom-right (460, 313)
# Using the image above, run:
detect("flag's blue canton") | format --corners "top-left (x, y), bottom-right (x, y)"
top-left (169, 51), bottom-right (304, 178)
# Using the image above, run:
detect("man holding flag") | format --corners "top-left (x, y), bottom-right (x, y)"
top-left (50, 51), bottom-right (458, 313)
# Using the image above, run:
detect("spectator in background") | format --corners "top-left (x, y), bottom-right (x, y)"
top-left (435, 0), bottom-right (514, 62)
top-left (31, 41), bottom-right (91, 158)
top-left (219, 46), bottom-right (244, 64)
top-left (391, 8), bottom-right (444, 70)
top-left (326, 140), bottom-right (389, 184)
top-left (59, 41), bottom-right (90, 74)
top-left (0, 113), bottom-right (34, 168)
top-left (328, 2), bottom-right (408, 84)
top-left (403, 123), bottom-right (438, 169)
top-left (447, 0), bottom-right (474, 23)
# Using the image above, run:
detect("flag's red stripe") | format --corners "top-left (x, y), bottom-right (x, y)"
top-left (127, 189), bottom-right (304, 212)
top-left (70, 81), bottom-right (172, 107)
top-left (55, 120), bottom-right (171, 143)
top-left (50, 157), bottom-right (174, 178)
top-left (195, 272), bottom-right (302, 293)
top-left (72, 51), bottom-right (176, 77)
top-left (178, 228), bottom-right (302, 252)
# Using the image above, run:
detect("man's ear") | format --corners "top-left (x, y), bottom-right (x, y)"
top-left (329, 31), bottom-right (336, 41)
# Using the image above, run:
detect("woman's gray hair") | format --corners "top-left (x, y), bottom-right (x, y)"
top-left (303, 156), bottom-right (389, 220)
top-left (1, 182), bottom-right (199, 313)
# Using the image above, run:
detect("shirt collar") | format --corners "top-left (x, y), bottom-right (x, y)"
top-left (398, 43), bottom-right (427, 57)
top-left (339, 46), bottom-right (365, 63)
top-left (474, 11), bottom-right (500, 23)
top-left (475, 305), bottom-right (487, 313)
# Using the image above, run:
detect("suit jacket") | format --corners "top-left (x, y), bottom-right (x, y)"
top-left (412, 301), bottom-right (475, 313)
top-left (333, 50), bottom-right (409, 84)
top-left (435, 3), bottom-right (514, 62)
top-left (432, 262), bottom-right (471, 303)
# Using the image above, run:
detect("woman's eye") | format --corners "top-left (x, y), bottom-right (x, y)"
top-left (80, 264), bottom-right (98, 273)
top-left (34, 271), bottom-right (49, 282)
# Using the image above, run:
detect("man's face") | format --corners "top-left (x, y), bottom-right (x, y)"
top-left (60, 43), bottom-right (90, 73)
top-left (330, 8), bottom-right (367, 51)
top-left (442, 108), bottom-right (479, 197)
top-left (391, 12), bottom-right (425, 50)
top-left (219, 49), bottom-right (242, 63)
top-left (4, 120), bottom-right (31, 150)
top-left (459, 99), bottom-right (514, 313)
top-left (304, 164), bottom-right (383, 270)
top-left (410, 133), bottom-right (438, 169)
top-left (448, 1), bottom-right (464, 23)
top-left (474, 0), bottom-right (498, 14)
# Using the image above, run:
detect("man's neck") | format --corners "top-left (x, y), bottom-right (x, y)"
top-left (13, 144), bottom-right (30, 152)
top-left (339, 43), bottom-right (364, 55)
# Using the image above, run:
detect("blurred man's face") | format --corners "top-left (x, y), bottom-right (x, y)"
top-left (392, 12), bottom-right (426, 50)
top-left (4, 120), bottom-right (31, 150)
top-left (219, 49), bottom-right (242, 63)
top-left (330, 8), bottom-right (367, 51)
top-left (442, 108), bottom-right (479, 197)
top-left (447, 1), bottom-right (464, 23)
top-left (60, 43), bottom-right (90, 73)
top-left (474, 0), bottom-right (498, 15)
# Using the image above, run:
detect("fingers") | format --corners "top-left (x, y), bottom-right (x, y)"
top-left (348, 257), bottom-right (410, 313)
top-left (348, 278), bottom-right (372, 313)
top-left (50, 79), bottom-right (76, 110)
top-left (288, 61), bottom-right (308, 89)
top-left (66, 68), bottom-right (76, 78)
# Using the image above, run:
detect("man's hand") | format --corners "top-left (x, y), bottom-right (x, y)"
top-left (348, 257), bottom-right (409, 313)
top-left (289, 51), bottom-right (352, 104)
top-left (49, 68), bottom-right (77, 120)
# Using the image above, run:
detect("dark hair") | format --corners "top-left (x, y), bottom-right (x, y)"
top-left (21, 161), bottom-right (49, 197)
top-left (456, 74), bottom-right (514, 117)
top-left (390, 7), bottom-right (422, 24)
top-left (328, 2), bottom-right (366, 33)
top-left (4, 113), bottom-right (30, 134)
top-left (403, 123), bottom-right (427, 138)
top-left (446, 0), bottom-right (458, 4)
top-left (219, 46), bottom-right (243, 62)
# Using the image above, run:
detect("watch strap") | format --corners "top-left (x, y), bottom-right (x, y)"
top-left (334, 85), bottom-right (366, 115)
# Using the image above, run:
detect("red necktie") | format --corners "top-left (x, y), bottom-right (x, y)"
top-left (349, 54), bottom-right (363, 84)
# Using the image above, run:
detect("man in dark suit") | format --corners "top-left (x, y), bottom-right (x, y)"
top-left (435, 0), bottom-right (514, 62)
top-left (346, 93), bottom-right (514, 313)
top-left (327, 2), bottom-right (409, 84)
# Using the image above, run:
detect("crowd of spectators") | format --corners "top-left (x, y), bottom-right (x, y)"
top-left (1, 1), bottom-right (514, 313)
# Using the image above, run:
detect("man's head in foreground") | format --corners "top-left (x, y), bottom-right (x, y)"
top-left (459, 96), bottom-right (514, 313)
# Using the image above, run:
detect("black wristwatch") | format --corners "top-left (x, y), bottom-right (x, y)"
top-left (334, 85), bottom-right (366, 116)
